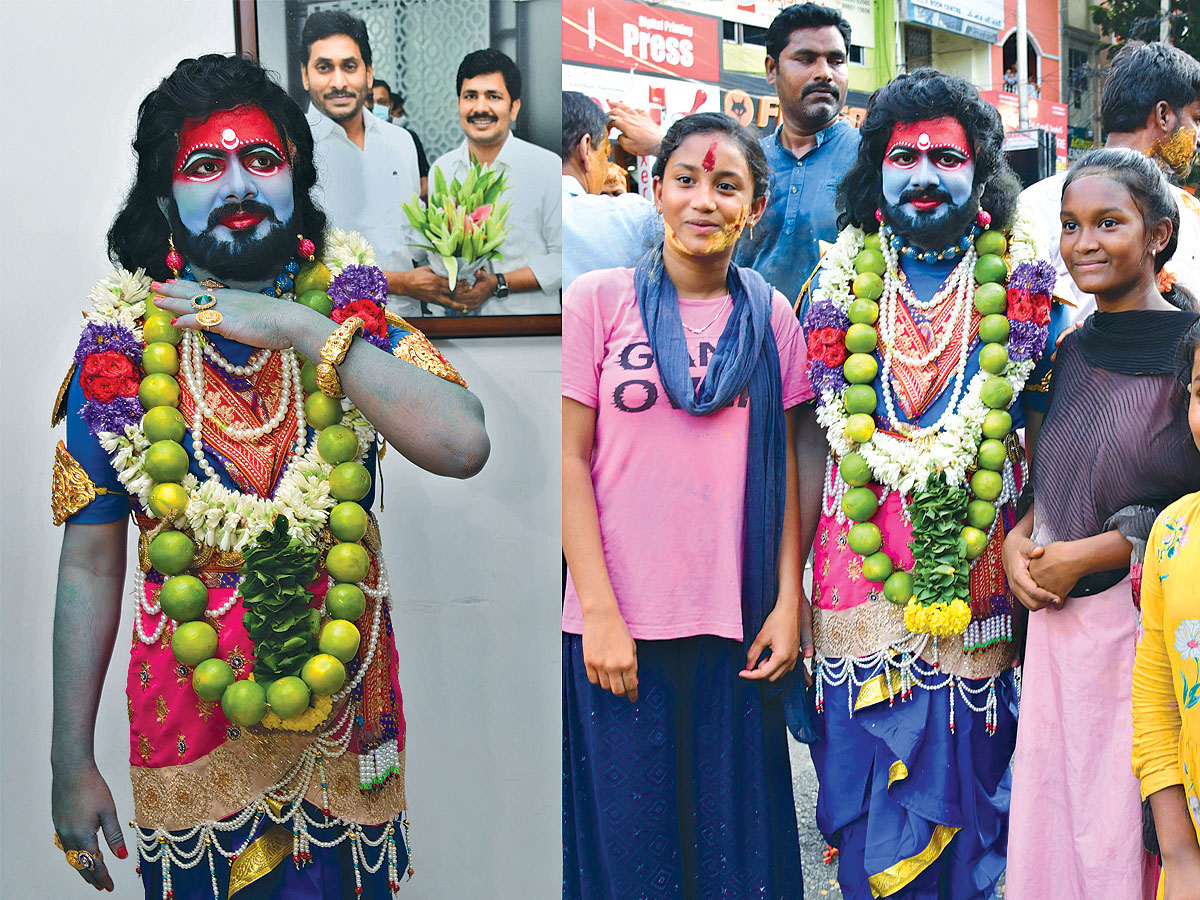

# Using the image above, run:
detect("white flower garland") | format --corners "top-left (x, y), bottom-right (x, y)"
top-left (81, 241), bottom-right (379, 553)
top-left (811, 212), bottom-right (1044, 496)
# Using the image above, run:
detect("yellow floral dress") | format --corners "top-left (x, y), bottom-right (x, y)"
top-left (1132, 490), bottom-right (1200, 849)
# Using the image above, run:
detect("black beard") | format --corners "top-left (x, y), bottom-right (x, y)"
top-left (167, 199), bottom-right (296, 282)
top-left (884, 188), bottom-right (979, 251)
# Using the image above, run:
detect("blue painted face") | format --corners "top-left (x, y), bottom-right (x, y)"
top-left (881, 117), bottom-right (977, 249)
top-left (171, 107), bottom-right (294, 248)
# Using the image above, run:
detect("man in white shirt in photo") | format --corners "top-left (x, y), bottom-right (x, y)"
top-left (300, 10), bottom-right (455, 315)
top-left (430, 49), bottom-right (562, 316)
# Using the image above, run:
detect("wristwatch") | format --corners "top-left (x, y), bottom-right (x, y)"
top-left (492, 272), bottom-right (509, 299)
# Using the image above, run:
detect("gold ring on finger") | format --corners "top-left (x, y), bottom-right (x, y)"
top-left (196, 309), bottom-right (223, 328)
top-left (191, 294), bottom-right (217, 311)
top-left (65, 849), bottom-right (97, 871)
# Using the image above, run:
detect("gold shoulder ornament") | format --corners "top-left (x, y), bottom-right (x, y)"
top-left (52, 440), bottom-right (109, 525)
top-left (383, 310), bottom-right (468, 388)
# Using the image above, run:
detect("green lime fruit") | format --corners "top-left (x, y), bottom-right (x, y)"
top-left (326, 542), bottom-right (370, 583)
top-left (982, 409), bottom-right (1013, 440)
top-left (296, 290), bottom-right (334, 317)
top-left (852, 272), bottom-right (884, 300)
top-left (977, 439), bottom-right (1007, 471)
top-left (848, 522), bottom-right (883, 555)
top-left (980, 376), bottom-right (1014, 409)
top-left (148, 530), bottom-right (195, 575)
top-left (148, 482), bottom-right (190, 520)
top-left (973, 282), bottom-right (1008, 316)
top-left (974, 230), bottom-right (1008, 257)
top-left (979, 342), bottom-right (1010, 375)
top-left (304, 392), bottom-right (343, 429)
top-left (144, 440), bottom-right (190, 483)
top-left (839, 452), bottom-right (873, 487)
top-left (843, 384), bottom-right (877, 415)
top-left (142, 313), bottom-right (182, 346)
top-left (977, 314), bottom-right (1011, 345)
top-left (325, 583), bottom-right (367, 621)
top-left (139, 373), bottom-right (180, 410)
top-left (862, 231), bottom-right (882, 251)
top-left (301, 653), bottom-right (347, 696)
top-left (844, 353), bottom-right (879, 384)
top-left (221, 679), bottom-right (268, 726)
top-left (319, 619), bottom-right (362, 664)
top-left (142, 342), bottom-right (179, 376)
top-left (842, 486), bottom-right (879, 523)
top-left (862, 552), bottom-right (894, 583)
top-left (143, 406), bottom-right (187, 443)
top-left (192, 658), bottom-right (235, 701)
top-left (883, 571), bottom-right (914, 604)
top-left (844, 413), bottom-right (876, 444)
top-left (295, 262), bottom-right (332, 295)
top-left (301, 360), bottom-right (320, 395)
top-left (960, 525), bottom-right (989, 560)
top-left (159, 574), bottom-right (208, 621)
top-left (328, 501), bottom-right (368, 542)
top-left (317, 425), bottom-right (359, 465)
top-left (171, 620), bottom-right (218, 667)
top-left (328, 462), bottom-right (371, 502)
top-left (266, 676), bottom-right (312, 719)
top-left (971, 469), bottom-right (1003, 502)
top-left (974, 253), bottom-right (1008, 284)
top-left (967, 499), bottom-right (998, 530)
top-left (847, 298), bottom-right (880, 325)
top-left (845, 323), bottom-right (878, 354)
top-left (854, 248), bottom-right (886, 276)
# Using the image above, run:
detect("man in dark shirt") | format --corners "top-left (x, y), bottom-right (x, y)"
top-left (734, 2), bottom-right (860, 314)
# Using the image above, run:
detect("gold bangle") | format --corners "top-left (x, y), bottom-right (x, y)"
top-left (316, 317), bottom-right (364, 398)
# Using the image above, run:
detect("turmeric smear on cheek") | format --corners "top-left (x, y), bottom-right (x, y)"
top-left (699, 204), bottom-right (750, 254)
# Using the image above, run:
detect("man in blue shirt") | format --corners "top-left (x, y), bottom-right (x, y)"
top-left (734, 3), bottom-right (860, 314)
top-left (561, 92), bottom-right (659, 288)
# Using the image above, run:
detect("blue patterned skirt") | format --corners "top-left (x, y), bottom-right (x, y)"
top-left (563, 633), bottom-right (803, 900)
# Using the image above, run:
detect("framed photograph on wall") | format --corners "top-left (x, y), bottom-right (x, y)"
top-left (235, 0), bottom-right (562, 338)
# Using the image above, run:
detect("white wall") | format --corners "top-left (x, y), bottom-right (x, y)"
top-left (0, 3), bottom-right (560, 899)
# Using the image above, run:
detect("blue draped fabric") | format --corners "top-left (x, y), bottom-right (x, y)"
top-left (563, 634), bottom-right (803, 900)
top-left (137, 801), bottom-right (406, 900)
top-left (810, 669), bottom-right (1017, 899)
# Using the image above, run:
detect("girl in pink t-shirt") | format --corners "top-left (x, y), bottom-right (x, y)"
top-left (562, 112), bottom-right (813, 899)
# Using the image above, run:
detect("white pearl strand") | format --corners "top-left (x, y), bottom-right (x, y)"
top-left (877, 240), bottom-right (977, 438)
top-left (179, 331), bottom-right (308, 480)
top-left (202, 339), bottom-right (270, 377)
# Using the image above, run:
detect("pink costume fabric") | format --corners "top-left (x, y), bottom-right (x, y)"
top-left (1006, 575), bottom-right (1156, 900)
top-left (561, 266), bottom-right (813, 640)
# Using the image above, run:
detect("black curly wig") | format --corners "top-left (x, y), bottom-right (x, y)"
top-left (107, 54), bottom-right (325, 281)
top-left (838, 68), bottom-right (1021, 236)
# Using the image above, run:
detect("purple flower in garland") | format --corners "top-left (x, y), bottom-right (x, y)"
top-left (360, 329), bottom-right (392, 352)
top-left (81, 396), bottom-right (144, 437)
top-left (809, 360), bottom-right (847, 400)
top-left (1008, 318), bottom-right (1048, 363)
top-left (804, 298), bottom-right (850, 336)
top-left (1031, 259), bottom-right (1056, 296)
top-left (73, 321), bottom-right (142, 367)
top-left (328, 264), bottom-right (388, 309)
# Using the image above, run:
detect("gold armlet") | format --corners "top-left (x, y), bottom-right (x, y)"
top-left (52, 441), bottom-right (108, 525)
top-left (316, 316), bottom-right (365, 397)
top-left (52, 365), bottom-right (76, 428)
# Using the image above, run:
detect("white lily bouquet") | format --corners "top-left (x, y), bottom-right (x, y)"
top-left (402, 161), bottom-right (511, 290)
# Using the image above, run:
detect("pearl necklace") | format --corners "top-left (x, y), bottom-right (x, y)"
top-left (202, 338), bottom-right (270, 377)
top-left (877, 237), bottom-right (977, 437)
top-left (180, 331), bottom-right (307, 480)
top-left (682, 296), bottom-right (731, 335)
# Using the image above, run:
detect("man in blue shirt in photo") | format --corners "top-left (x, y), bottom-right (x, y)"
top-left (734, 2), bottom-right (860, 315)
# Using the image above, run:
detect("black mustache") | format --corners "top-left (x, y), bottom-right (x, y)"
top-left (207, 201), bottom-right (279, 230)
top-left (803, 83), bottom-right (839, 99)
top-left (899, 187), bottom-right (953, 205)
top-left (324, 91), bottom-right (355, 100)
top-left (468, 114), bottom-right (498, 123)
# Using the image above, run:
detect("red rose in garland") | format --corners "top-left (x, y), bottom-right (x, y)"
top-left (80, 350), bottom-right (140, 402)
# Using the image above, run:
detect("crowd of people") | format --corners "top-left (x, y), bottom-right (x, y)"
top-left (561, 4), bottom-right (1200, 899)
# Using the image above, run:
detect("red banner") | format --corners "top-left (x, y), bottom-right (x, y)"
top-left (981, 90), bottom-right (1069, 168)
top-left (562, 0), bottom-right (720, 82)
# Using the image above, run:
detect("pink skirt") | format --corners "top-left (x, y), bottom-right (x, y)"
top-left (1006, 576), bottom-right (1156, 900)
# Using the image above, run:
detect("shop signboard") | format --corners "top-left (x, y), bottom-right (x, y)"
top-left (562, 0), bottom-right (721, 82)
top-left (904, 0), bottom-right (1002, 43)
top-left (981, 89), bottom-right (1070, 169)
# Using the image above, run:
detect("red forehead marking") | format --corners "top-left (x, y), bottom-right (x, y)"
top-left (174, 105), bottom-right (286, 174)
top-left (702, 140), bottom-right (718, 172)
top-left (885, 116), bottom-right (972, 159)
